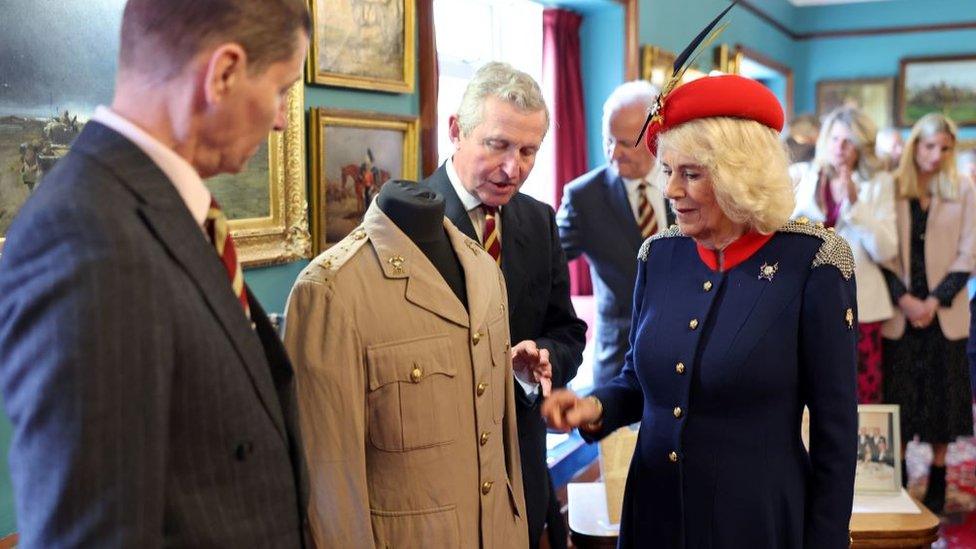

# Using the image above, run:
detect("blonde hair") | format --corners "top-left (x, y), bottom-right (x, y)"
top-left (657, 117), bottom-right (795, 234)
top-left (456, 62), bottom-right (549, 137)
top-left (814, 106), bottom-right (880, 180)
top-left (895, 112), bottom-right (959, 200)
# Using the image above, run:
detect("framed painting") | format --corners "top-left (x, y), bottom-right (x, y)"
top-left (817, 78), bottom-right (895, 129)
top-left (854, 404), bottom-right (902, 495)
top-left (307, 0), bottom-right (415, 93)
top-left (0, 1), bottom-right (309, 265)
top-left (641, 45), bottom-right (705, 90)
top-left (899, 54), bottom-right (976, 127)
top-left (309, 108), bottom-right (419, 253)
top-left (205, 83), bottom-right (312, 267)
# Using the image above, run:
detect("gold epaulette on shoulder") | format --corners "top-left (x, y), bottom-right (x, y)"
top-left (299, 226), bottom-right (370, 284)
top-left (638, 224), bottom-right (684, 262)
top-left (780, 217), bottom-right (855, 280)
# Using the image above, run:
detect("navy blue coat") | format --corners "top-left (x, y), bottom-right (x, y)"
top-left (557, 166), bottom-right (675, 386)
top-left (588, 223), bottom-right (858, 548)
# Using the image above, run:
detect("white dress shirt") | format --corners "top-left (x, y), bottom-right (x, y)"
top-left (446, 158), bottom-right (540, 397)
top-left (622, 166), bottom-right (668, 232)
top-left (91, 106), bottom-right (210, 229)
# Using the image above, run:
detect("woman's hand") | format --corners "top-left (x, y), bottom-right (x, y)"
top-left (898, 294), bottom-right (926, 322)
top-left (913, 296), bottom-right (939, 329)
top-left (541, 390), bottom-right (602, 433)
top-left (837, 165), bottom-right (858, 205)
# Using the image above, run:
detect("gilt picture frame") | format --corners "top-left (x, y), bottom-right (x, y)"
top-left (307, 0), bottom-right (416, 93)
top-left (309, 108), bottom-right (419, 253)
top-left (899, 54), bottom-right (976, 127)
top-left (817, 77), bottom-right (895, 129)
top-left (0, 2), bottom-right (310, 266)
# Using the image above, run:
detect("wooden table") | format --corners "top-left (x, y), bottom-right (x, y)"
top-left (567, 483), bottom-right (940, 548)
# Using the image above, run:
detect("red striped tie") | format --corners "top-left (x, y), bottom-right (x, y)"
top-left (481, 205), bottom-right (501, 265)
top-left (205, 197), bottom-right (250, 319)
top-left (636, 182), bottom-right (657, 239)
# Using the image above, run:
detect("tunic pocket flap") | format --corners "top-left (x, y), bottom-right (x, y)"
top-left (366, 334), bottom-right (456, 391)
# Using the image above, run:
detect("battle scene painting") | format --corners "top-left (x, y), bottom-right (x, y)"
top-left (0, 1), bottom-right (275, 253)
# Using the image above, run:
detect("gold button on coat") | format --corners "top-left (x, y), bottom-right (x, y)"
top-left (410, 366), bottom-right (423, 382)
top-left (481, 481), bottom-right (493, 495)
top-left (480, 432), bottom-right (490, 446)
top-left (689, 319), bottom-right (699, 330)
top-left (668, 451), bottom-right (678, 463)
top-left (472, 332), bottom-right (482, 345)
top-left (477, 382), bottom-right (487, 396)
top-left (673, 407), bottom-right (683, 418)
top-left (703, 281), bottom-right (712, 292)
top-left (675, 362), bottom-right (685, 374)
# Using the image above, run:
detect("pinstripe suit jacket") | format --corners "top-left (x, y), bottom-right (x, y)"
top-left (0, 123), bottom-right (309, 548)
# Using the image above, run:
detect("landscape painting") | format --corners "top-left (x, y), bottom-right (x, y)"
top-left (899, 54), bottom-right (976, 126)
top-left (0, 1), bottom-right (122, 249)
top-left (0, 1), bottom-right (307, 265)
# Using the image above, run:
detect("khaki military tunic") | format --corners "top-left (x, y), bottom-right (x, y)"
top-left (284, 202), bottom-right (528, 549)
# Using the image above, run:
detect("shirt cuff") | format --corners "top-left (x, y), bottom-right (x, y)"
top-left (514, 373), bottom-right (540, 401)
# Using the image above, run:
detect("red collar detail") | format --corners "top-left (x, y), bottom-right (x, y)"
top-left (695, 231), bottom-right (774, 272)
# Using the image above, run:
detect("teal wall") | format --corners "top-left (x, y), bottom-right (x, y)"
top-left (641, 0), bottom-right (798, 73)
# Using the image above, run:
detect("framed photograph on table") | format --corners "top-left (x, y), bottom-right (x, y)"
top-left (899, 54), bottom-right (976, 127)
top-left (309, 109), bottom-right (419, 253)
top-left (307, 0), bottom-right (415, 93)
top-left (816, 78), bottom-right (895, 129)
top-left (855, 404), bottom-right (902, 495)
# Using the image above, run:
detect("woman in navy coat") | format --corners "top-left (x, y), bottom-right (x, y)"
top-left (543, 75), bottom-right (858, 548)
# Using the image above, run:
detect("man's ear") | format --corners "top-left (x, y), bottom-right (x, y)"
top-left (448, 114), bottom-right (462, 149)
top-left (202, 43), bottom-right (248, 105)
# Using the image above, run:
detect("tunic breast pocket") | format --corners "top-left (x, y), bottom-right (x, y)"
top-left (366, 334), bottom-right (459, 452)
top-left (487, 314), bottom-right (511, 425)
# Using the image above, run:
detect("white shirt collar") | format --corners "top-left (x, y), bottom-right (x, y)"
top-left (91, 106), bottom-right (211, 227)
top-left (446, 156), bottom-right (487, 212)
top-left (621, 167), bottom-right (660, 195)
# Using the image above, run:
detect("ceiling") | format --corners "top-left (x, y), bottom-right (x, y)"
top-left (786, 0), bottom-right (892, 5)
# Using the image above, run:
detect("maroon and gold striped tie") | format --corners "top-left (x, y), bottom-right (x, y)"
top-left (482, 205), bottom-right (501, 265)
top-left (205, 197), bottom-right (250, 319)
top-left (636, 182), bottom-right (657, 239)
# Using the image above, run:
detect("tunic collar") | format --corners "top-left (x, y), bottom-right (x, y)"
top-left (695, 231), bottom-right (774, 272)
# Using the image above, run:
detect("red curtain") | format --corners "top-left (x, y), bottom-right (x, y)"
top-left (543, 8), bottom-right (592, 296)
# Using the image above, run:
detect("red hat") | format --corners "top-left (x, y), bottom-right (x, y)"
top-left (644, 74), bottom-right (784, 155)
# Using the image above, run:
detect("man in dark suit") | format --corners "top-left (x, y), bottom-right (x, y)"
top-left (0, 1), bottom-right (312, 546)
top-left (421, 62), bottom-right (586, 549)
top-left (556, 81), bottom-right (673, 387)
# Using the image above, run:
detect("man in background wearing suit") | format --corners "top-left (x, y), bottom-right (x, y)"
top-left (0, 1), bottom-right (311, 546)
top-left (556, 81), bottom-right (673, 387)
top-left (421, 62), bottom-right (587, 549)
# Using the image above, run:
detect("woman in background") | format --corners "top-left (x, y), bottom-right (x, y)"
top-left (792, 106), bottom-right (897, 404)
top-left (881, 112), bottom-right (976, 513)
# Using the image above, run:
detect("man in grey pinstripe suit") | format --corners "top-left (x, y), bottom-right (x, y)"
top-left (0, 1), bottom-right (313, 546)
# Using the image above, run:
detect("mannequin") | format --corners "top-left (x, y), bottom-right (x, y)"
top-left (375, 180), bottom-right (467, 309)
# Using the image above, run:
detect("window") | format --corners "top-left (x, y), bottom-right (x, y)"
top-left (433, 0), bottom-right (554, 205)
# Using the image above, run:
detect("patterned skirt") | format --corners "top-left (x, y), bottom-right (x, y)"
top-left (857, 321), bottom-right (884, 404)
top-left (882, 320), bottom-right (974, 443)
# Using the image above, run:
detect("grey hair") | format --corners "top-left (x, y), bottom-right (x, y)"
top-left (456, 61), bottom-right (549, 137)
top-left (602, 80), bottom-right (659, 139)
